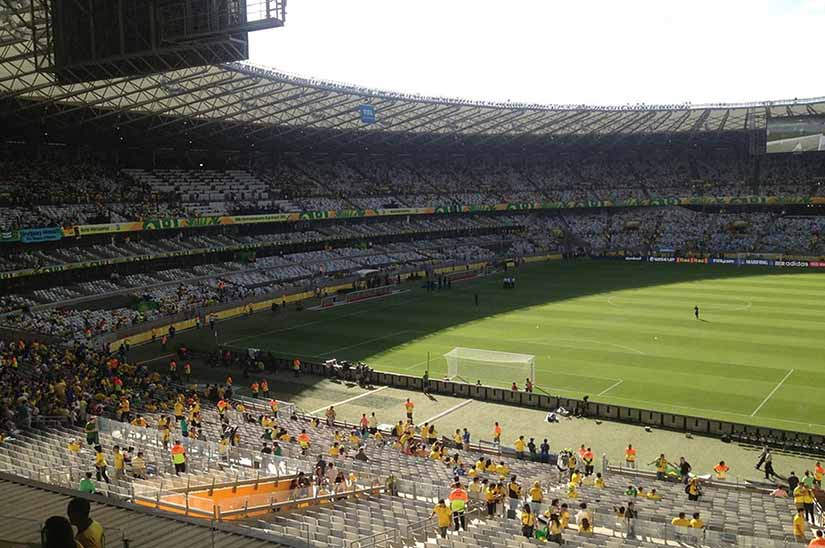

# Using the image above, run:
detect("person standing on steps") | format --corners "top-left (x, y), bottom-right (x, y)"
top-left (755, 445), bottom-right (769, 470)
top-left (171, 440), bottom-right (187, 475)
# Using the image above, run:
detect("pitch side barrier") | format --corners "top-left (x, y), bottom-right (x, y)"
top-left (290, 360), bottom-right (825, 451)
top-left (606, 254), bottom-right (825, 268)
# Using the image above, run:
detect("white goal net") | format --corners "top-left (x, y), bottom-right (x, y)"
top-left (444, 347), bottom-right (536, 386)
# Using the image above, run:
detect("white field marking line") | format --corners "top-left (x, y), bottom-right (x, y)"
top-left (136, 353), bottom-right (175, 365)
top-left (400, 359), bottom-right (432, 371)
top-left (597, 391), bottom-right (825, 430)
top-left (597, 379), bottom-right (624, 397)
top-left (318, 330), bottom-right (413, 358)
top-left (306, 289), bottom-right (411, 310)
top-left (751, 369), bottom-right (795, 417)
top-left (607, 295), bottom-right (752, 312)
top-left (224, 296), bottom-right (421, 346)
top-left (309, 385), bottom-right (390, 415)
top-left (511, 335), bottom-right (646, 356)
top-left (417, 399), bottom-right (474, 427)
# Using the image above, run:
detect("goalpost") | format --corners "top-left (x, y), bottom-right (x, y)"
top-left (444, 347), bottom-right (536, 386)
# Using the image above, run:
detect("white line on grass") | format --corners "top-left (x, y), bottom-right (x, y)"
top-left (136, 353), bottom-right (175, 365)
top-left (511, 336), bottom-right (646, 356)
top-left (318, 330), bottom-right (412, 358)
top-left (598, 379), bottom-right (624, 397)
top-left (225, 297), bottom-right (421, 346)
top-left (751, 369), bottom-right (795, 417)
top-left (417, 399), bottom-right (474, 426)
top-left (597, 391), bottom-right (825, 430)
top-left (309, 386), bottom-right (390, 415)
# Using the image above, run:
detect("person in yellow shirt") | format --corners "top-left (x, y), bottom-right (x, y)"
top-left (453, 429), bottom-right (462, 448)
top-left (218, 436), bottom-right (230, 460)
top-left (67, 439), bottom-right (81, 454)
top-left (173, 399), bottom-right (184, 421)
top-left (795, 484), bottom-right (816, 523)
top-left (468, 477), bottom-right (482, 501)
top-left (431, 499), bottom-right (452, 539)
top-left (646, 488), bottom-right (662, 501)
top-left (329, 442), bottom-right (341, 457)
top-left (93, 445), bottom-right (109, 484)
top-left (131, 451), bottom-right (146, 479)
top-left (547, 513), bottom-right (563, 544)
top-left (570, 469), bottom-right (583, 487)
top-left (528, 481), bottom-right (543, 512)
top-left (559, 503), bottom-right (570, 529)
top-left (68, 498), bottom-right (105, 548)
top-left (521, 504), bottom-right (536, 538)
top-left (514, 436), bottom-right (526, 459)
top-left (484, 481), bottom-right (498, 516)
top-left (672, 512), bottom-right (690, 527)
top-left (690, 512), bottom-right (704, 529)
top-left (495, 461), bottom-right (510, 477)
top-left (794, 508), bottom-right (808, 542)
top-left (113, 445), bottom-right (125, 481)
top-left (594, 472), bottom-right (605, 488)
top-left (651, 453), bottom-right (668, 480)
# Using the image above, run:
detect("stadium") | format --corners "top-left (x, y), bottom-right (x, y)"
top-left (1, 1), bottom-right (825, 547)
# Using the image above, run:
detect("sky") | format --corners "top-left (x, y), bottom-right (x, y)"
top-left (249, 0), bottom-right (825, 107)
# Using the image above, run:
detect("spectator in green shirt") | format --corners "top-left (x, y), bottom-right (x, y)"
top-left (79, 472), bottom-right (95, 494)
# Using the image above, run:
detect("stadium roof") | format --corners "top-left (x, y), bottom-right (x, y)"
top-left (2, 2), bottom-right (824, 151)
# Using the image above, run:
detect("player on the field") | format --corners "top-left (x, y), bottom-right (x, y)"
top-left (694, 305), bottom-right (699, 320)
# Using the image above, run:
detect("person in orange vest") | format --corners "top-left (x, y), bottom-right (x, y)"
top-left (168, 359), bottom-right (177, 378)
top-left (448, 482), bottom-right (469, 531)
top-left (292, 358), bottom-right (301, 377)
top-left (183, 361), bottom-right (192, 381)
top-left (297, 429), bottom-right (311, 455)
top-left (251, 382), bottom-right (259, 398)
top-left (217, 399), bottom-right (229, 423)
top-left (171, 440), bottom-right (186, 475)
top-left (493, 422), bottom-right (502, 444)
top-left (269, 399), bottom-right (279, 418)
top-left (260, 379), bottom-right (269, 398)
top-left (625, 444), bottom-right (637, 469)
top-left (582, 447), bottom-right (595, 476)
top-left (713, 461), bottom-right (730, 480)
top-left (404, 398), bottom-right (415, 421)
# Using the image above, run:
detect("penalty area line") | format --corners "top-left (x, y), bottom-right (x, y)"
top-left (309, 385), bottom-right (390, 415)
top-left (598, 379), bottom-right (624, 397)
top-left (751, 368), bottom-right (794, 417)
top-left (417, 399), bottom-right (474, 427)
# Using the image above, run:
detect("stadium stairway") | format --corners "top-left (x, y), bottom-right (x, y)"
top-left (0, 474), bottom-right (292, 547)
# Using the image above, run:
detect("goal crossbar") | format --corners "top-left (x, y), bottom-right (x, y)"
top-left (444, 347), bottom-right (536, 385)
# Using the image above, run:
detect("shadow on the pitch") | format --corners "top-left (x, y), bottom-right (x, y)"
top-left (134, 257), bottom-right (812, 402)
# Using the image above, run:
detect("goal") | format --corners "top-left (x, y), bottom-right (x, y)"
top-left (444, 347), bottom-right (536, 386)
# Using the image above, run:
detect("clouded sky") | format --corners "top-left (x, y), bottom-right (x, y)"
top-left (249, 0), bottom-right (825, 106)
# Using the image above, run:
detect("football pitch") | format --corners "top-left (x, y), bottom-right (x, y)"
top-left (179, 260), bottom-right (825, 434)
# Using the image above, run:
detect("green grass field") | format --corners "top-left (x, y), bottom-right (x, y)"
top-left (172, 260), bottom-right (825, 434)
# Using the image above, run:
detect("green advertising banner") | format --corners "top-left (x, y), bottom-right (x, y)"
top-left (21, 194), bottom-right (825, 241)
